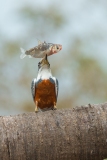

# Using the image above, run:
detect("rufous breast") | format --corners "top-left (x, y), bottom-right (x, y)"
top-left (35, 79), bottom-right (56, 110)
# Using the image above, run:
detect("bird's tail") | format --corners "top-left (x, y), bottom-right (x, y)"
top-left (20, 48), bottom-right (26, 59)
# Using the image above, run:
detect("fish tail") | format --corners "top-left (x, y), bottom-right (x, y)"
top-left (28, 55), bottom-right (32, 58)
top-left (20, 48), bottom-right (26, 59)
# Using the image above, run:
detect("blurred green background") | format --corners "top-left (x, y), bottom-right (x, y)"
top-left (1, 0), bottom-right (107, 115)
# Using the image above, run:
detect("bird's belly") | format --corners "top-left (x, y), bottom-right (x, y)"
top-left (35, 80), bottom-right (56, 109)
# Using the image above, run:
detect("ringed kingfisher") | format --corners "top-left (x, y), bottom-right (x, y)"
top-left (31, 54), bottom-right (58, 112)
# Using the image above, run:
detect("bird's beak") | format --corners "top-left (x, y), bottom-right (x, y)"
top-left (39, 54), bottom-right (49, 68)
top-left (45, 54), bottom-right (47, 61)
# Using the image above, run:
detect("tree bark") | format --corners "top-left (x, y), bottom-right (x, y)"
top-left (0, 103), bottom-right (107, 160)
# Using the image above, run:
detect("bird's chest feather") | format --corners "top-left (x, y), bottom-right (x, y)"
top-left (35, 79), bottom-right (56, 109)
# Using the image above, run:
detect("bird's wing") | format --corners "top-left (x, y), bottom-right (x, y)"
top-left (31, 78), bottom-right (37, 101)
top-left (52, 77), bottom-right (59, 101)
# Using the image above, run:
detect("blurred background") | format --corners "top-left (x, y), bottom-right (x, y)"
top-left (0, 0), bottom-right (107, 115)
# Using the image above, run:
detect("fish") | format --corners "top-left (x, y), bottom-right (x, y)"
top-left (20, 40), bottom-right (62, 59)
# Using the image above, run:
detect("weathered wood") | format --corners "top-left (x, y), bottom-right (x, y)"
top-left (0, 103), bottom-right (107, 160)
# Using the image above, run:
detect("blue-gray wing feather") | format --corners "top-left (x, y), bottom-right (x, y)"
top-left (55, 78), bottom-right (59, 101)
top-left (31, 79), bottom-right (36, 101)
top-left (52, 77), bottom-right (59, 101)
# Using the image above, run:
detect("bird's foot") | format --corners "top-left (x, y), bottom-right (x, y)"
top-left (35, 101), bottom-right (38, 113)
top-left (53, 104), bottom-right (57, 110)
top-left (35, 107), bottom-right (38, 113)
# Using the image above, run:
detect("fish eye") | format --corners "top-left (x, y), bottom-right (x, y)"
top-left (57, 46), bottom-right (59, 49)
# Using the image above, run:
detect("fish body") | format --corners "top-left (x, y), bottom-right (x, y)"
top-left (20, 41), bottom-right (62, 59)
top-left (31, 54), bottom-right (58, 112)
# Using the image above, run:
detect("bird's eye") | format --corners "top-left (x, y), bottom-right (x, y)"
top-left (38, 62), bottom-right (41, 66)
top-left (57, 46), bottom-right (59, 49)
top-left (38, 62), bottom-right (41, 70)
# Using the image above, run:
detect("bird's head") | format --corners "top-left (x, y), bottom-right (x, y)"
top-left (38, 54), bottom-right (50, 70)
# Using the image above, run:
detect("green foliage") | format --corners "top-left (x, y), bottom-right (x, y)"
top-left (19, 6), bottom-right (65, 28)
top-left (3, 41), bottom-right (20, 56)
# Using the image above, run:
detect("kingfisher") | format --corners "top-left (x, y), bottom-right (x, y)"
top-left (31, 54), bottom-right (58, 112)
